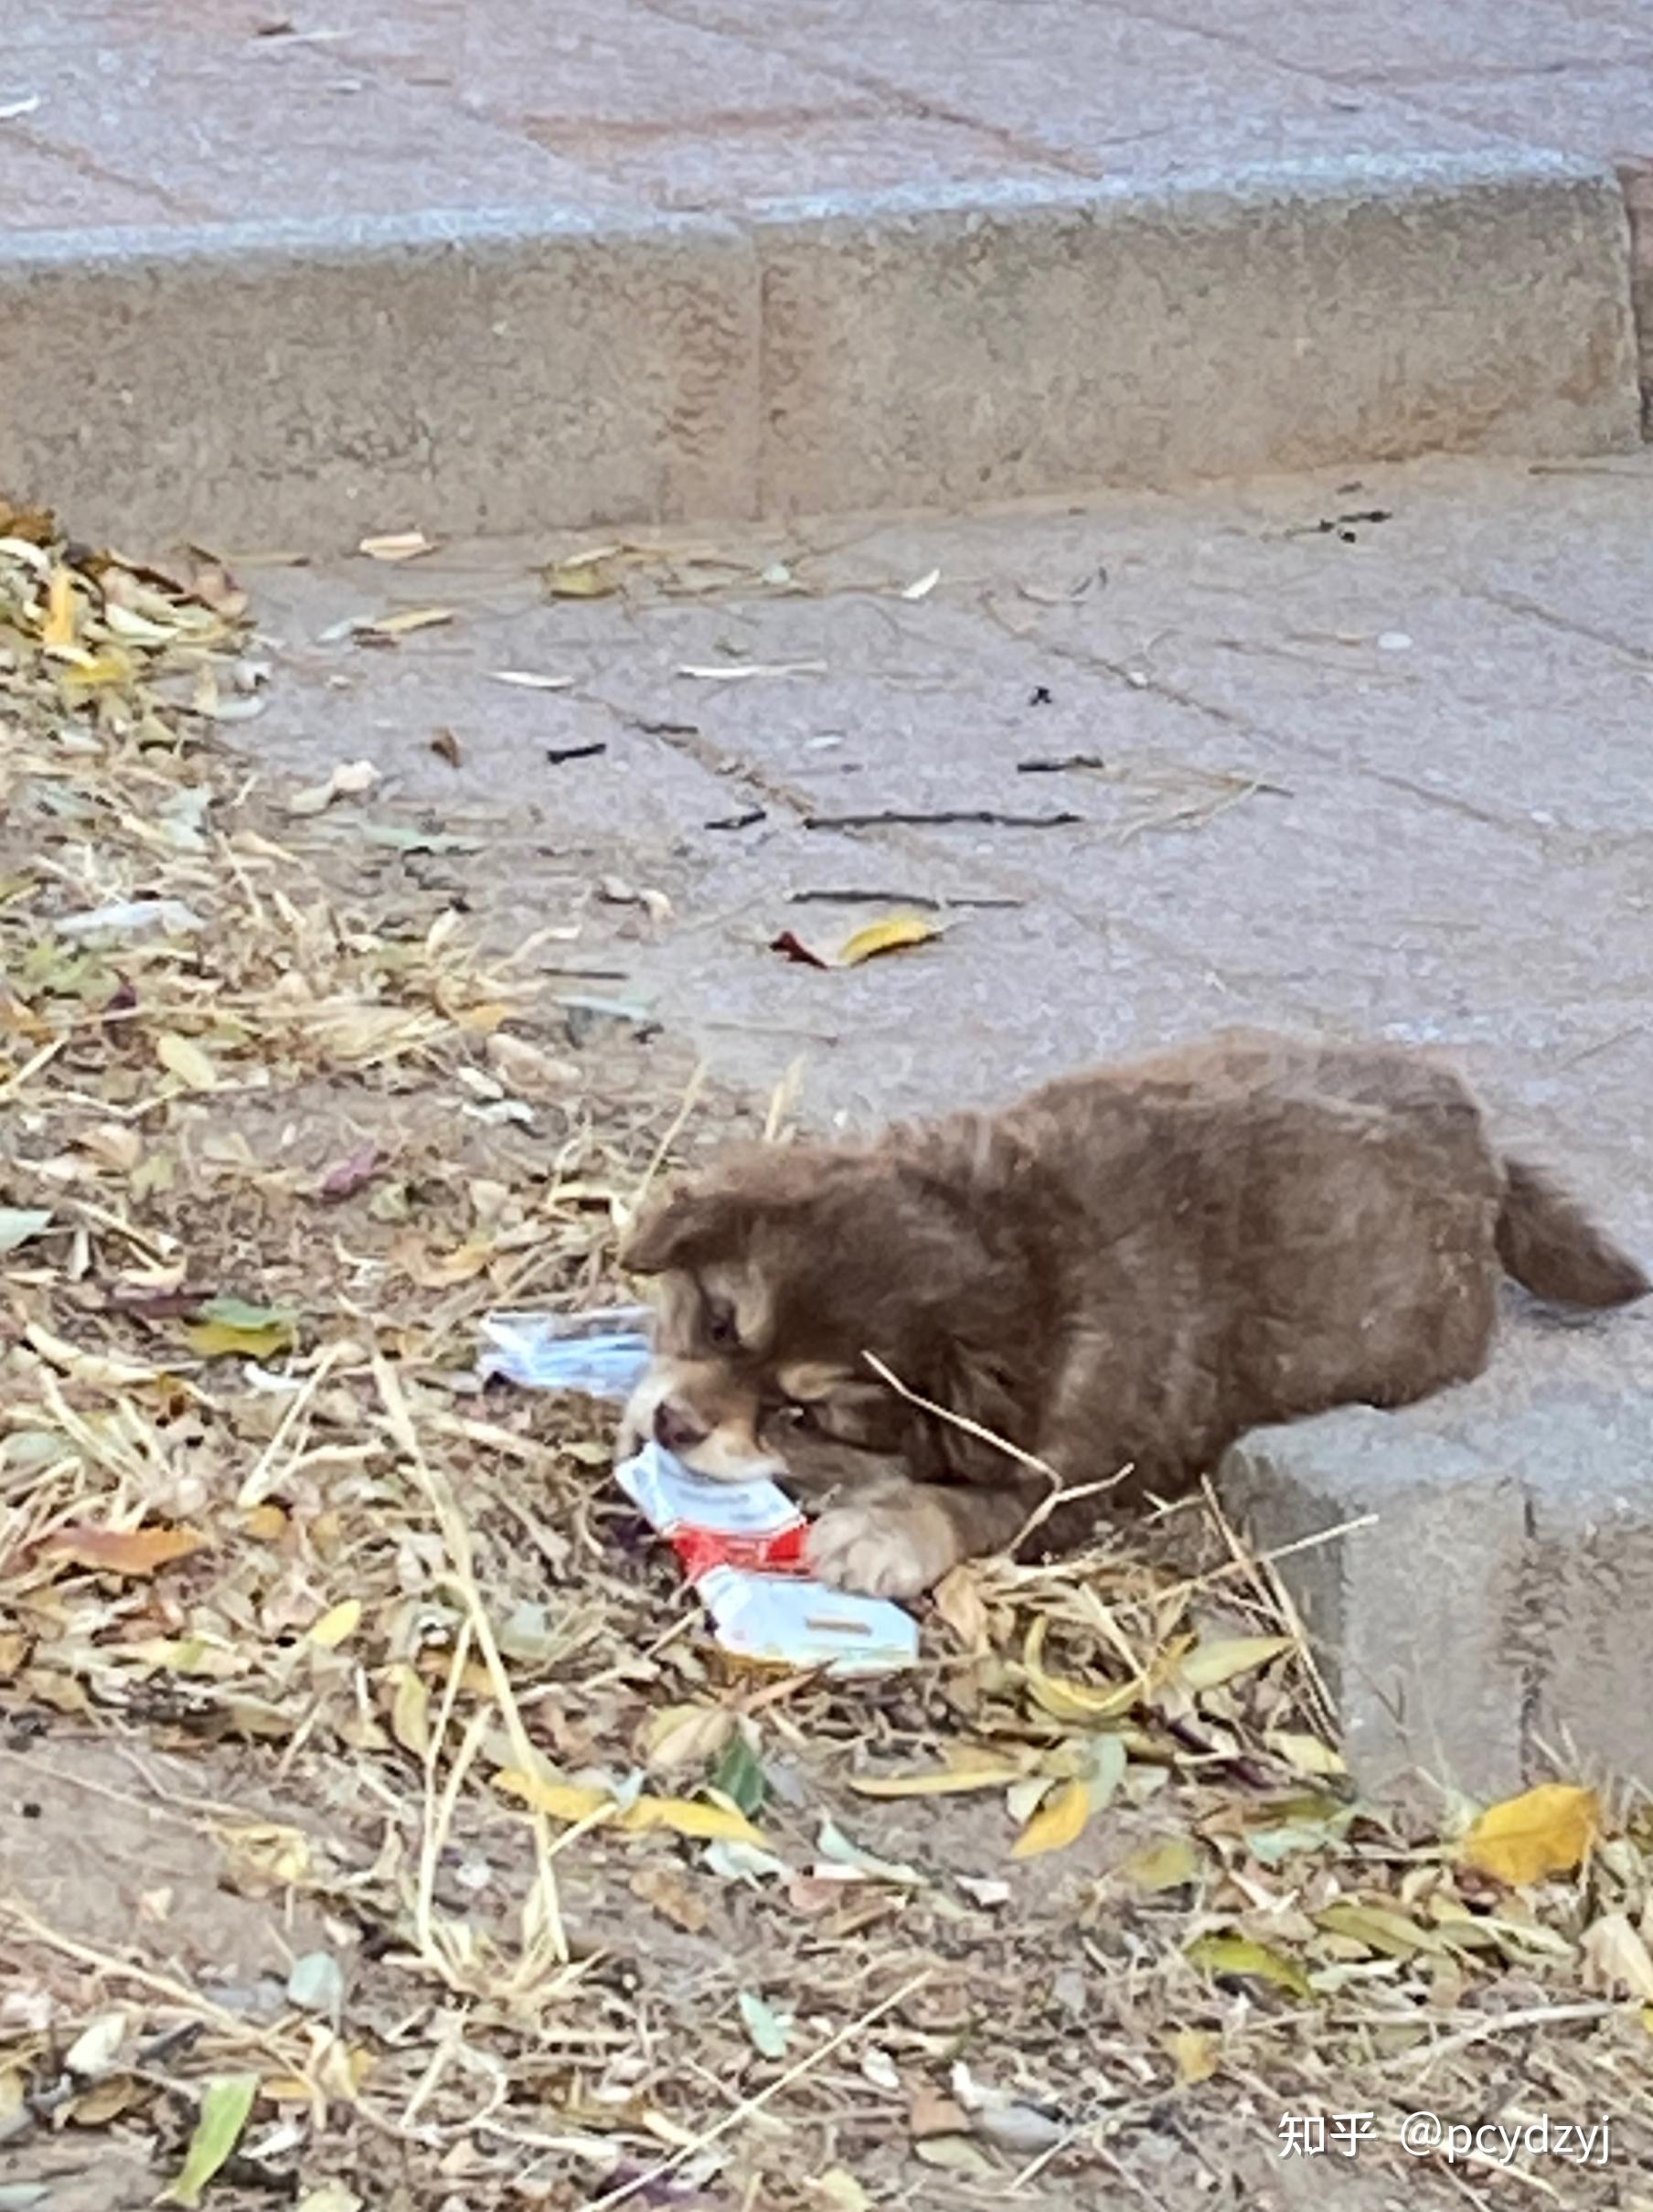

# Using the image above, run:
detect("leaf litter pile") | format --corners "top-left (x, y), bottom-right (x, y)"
top-left (2, 511), bottom-right (1651, 2212)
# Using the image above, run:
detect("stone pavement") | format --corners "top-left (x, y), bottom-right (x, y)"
top-left (3, 0), bottom-right (1649, 541)
top-left (244, 450), bottom-right (1653, 1790)
top-left (8, 0), bottom-right (1653, 226)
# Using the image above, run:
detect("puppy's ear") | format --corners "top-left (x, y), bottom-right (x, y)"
top-left (620, 1185), bottom-right (746, 1277)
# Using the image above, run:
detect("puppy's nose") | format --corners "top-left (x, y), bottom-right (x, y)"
top-left (654, 1400), bottom-right (709, 1455)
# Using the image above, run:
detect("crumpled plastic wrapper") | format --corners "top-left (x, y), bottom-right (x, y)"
top-left (480, 1309), bottom-right (917, 1673)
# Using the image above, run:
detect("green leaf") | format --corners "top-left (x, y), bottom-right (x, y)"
top-left (191, 1295), bottom-right (294, 1332)
top-left (737, 1989), bottom-right (793, 2059)
top-left (164, 2074), bottom-right (258, 2205)
top-left (712, 1730), bottom-right (768, 1819)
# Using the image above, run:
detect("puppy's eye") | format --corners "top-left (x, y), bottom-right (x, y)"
top-left (705, 1300), bottom-right (739, 1348)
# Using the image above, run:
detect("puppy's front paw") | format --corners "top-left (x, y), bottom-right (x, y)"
top-left (805, 1496), bottom-right (958, 1599)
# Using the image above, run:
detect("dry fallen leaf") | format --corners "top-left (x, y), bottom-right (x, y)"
top-left (1165, 2026), bottom-right (1219, 2084)
top-left (1022, 1616), bottom-right (1140, 1724)
top-left (545, 546), bottom-right (627, 598)
top-left (1184, 1932), bottom-right (1312, 2001)
top-left (44, 1523), bottom-right (208, 1577)
top-left (814, 2171), bottom-right (872, 2212)
top-left (771, 911), bottom-right (940, 970)
top-left (357, 604), bottom-right (454, 639)
top-left (388, 1665), bottom-right (432, 1758)
top-left (1178, 1634), bottom-right (1296, 1692)
top-left (849, 1760), bottom-right (1020, 1801)
top-left (1122, 1834), bottom-right (1201, 1893)
top-left (186, 1296), bottom-right (296, 1360)
top-left (489, 668), bottom-right (576, 690)
top-left (309, 1598), bottom-right (363, 1650)
top-left (1582, 1911), bottom-right (1653, 1999)
top-left (286, 759), bottom-right (382, 817)
top-left (1315, 1900), bottom-right (1446, 1959)
top-left (0, 1206), bottom-right (53, 1254)
top-left (1461, 1783), bottom-right (1599, 1886)
top-left (42, 565), bottom-right (77, 647)
top-left (678, 659), bottom-right (826, 682)
top-left (357, 529), bottom-right (435, 561)
top-left (494, 1768), bottom-right (766, 1846)
top-left (1012, 1776), bottom-right (1090, 1860)
top-left (155, 1031), bottom-right (219, 1092)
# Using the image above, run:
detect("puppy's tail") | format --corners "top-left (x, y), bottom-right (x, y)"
top-left (1497, 1156), bottom-right (1648, 1309)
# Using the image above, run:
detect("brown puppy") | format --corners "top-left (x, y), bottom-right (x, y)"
top-left (618, 1030), bottom-right (1646, 1598)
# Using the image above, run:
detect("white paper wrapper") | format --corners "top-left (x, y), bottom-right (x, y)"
top-left (482, 1312), bottom-right (920, 1674)
top-left (477, 1307), bottom-right (651, 1397)
top-left (617, 1443), bottom-right (919, 1672)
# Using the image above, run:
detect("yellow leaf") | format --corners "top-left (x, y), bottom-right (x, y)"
top-left (1461, 1783), bottom-right (1599, 1886)
top-left (1184, 1933), bottom-right (1311, 2001)
top-left (223, 1823), bottom-right (312, 1886)
top-left (634, 1793), bottom-right (766, 1844)
top-left (1122, 1834), bottom-right (1201, 1892)
top-left (389, 1665), bottom-right (431, 1759)
top-left (308, 1599), bottom-right (362, 1650)
top-left (835, 913), bottom-right (940, 967)
top-left (1022, 1616), bottom-right (1140, 1724)
top-left (545, 546), bottom-right (626, 598)
top-left (850, 1760), bottom-right (1020, 1801)
top-left (241, 1505), bottom-right (288, 1543)
top-left (187, 1318), bottom-right (293, 1360)
top-left (1012, 1776), bottom-right (1091, 1860)
top-left (494, 1768), bottom-right (766, 1846)
top-left (1178, 1635), bottom-right (1296, 1692)
top-left (155, 1031), bottom-right (219, 1092)
top-left (42, 565), bottom-right (77, 647)
top-left (1165, 2026), bottom-right (1218, 2084)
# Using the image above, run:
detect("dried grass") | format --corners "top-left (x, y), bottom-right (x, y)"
top-left (1, 513), bottom-right (1649, 2209)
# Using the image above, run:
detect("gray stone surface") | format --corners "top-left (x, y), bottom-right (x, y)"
top-left (1221, 1342), bottom-right (1653, 1795)
top-left (1220, 1404), bottom-right (1532, 1798)
top-left (2, 1), bottom-right (1651, 541)
top-left (753, 158), bottom-right (1638, 515)
top-left (235, 454), bottom-right (1653, 1790)
top-left (0, 211), bottom-right (762, 548)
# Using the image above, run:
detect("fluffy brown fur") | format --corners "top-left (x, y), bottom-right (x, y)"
top-left (618, 1030), bottom-right (1647, 1598)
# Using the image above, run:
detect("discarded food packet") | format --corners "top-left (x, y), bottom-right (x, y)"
top-left (617, 1441), bottom-right (919, 1675)
top-left (478, 1306), bottom-right (651, 1397)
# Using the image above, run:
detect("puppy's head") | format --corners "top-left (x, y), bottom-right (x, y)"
top-left (617, 1143), bottom-right (982, 1487)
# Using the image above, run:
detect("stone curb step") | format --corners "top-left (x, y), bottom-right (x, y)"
top-left (0, 149), bottom-right (1640, 551)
